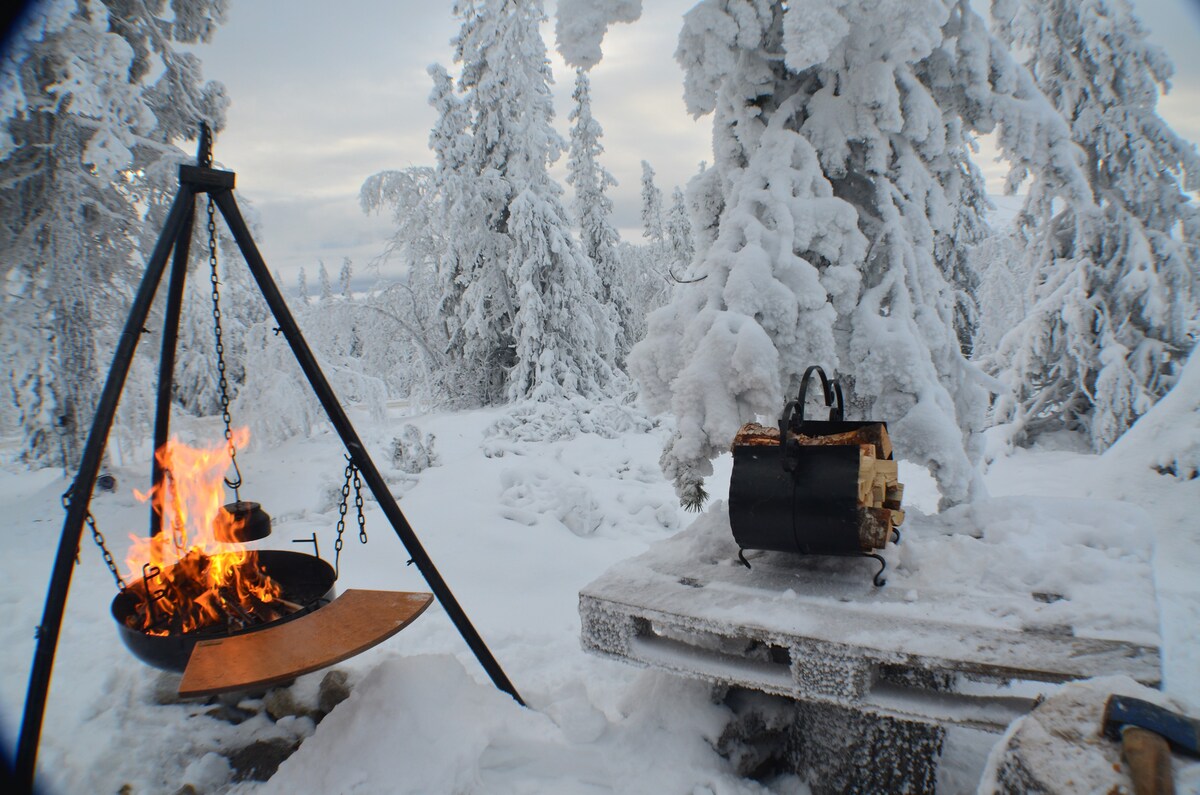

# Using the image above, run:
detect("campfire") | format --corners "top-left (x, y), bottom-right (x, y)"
top-left (124, 431), bottom-right (287, 637)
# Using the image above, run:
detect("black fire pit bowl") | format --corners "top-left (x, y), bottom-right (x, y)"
top-left (111, 549), bottom-right (336, 672)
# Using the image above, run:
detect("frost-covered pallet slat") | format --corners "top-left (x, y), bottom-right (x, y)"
top-left (580, 503), bottom-right (1161, 733)
top-left (582, 593), bottom-right (1157, 732)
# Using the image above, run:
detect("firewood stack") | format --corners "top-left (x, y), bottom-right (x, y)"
top-left (731, 421), bottom-right (904, 552)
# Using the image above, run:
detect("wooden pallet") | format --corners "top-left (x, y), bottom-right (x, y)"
top-left (581, 503), bottom-right (1161, 793)
top-left (580, 515), bottom-right (1160, 733)
top-left (178, 589), bottom-right (433, 697)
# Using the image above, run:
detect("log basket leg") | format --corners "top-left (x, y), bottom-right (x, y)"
top-left (736, 548), bottom-right (887, 586)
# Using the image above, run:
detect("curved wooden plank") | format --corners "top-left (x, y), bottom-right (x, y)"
top-left (178, 589), bottom-right (433, 697)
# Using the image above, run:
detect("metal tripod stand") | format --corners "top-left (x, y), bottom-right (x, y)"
top-left (14, 133), bottom-right (523, 793)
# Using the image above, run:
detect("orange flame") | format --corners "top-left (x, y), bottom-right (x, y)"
top-left (125, 430), bottom-right (284, 635)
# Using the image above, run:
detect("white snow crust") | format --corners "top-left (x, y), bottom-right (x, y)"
top-left (1, 398), bottom-right (1196, 793)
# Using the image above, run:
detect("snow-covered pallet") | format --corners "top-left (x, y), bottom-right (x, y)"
top-left (580, 502), bottom-right (1162, 791)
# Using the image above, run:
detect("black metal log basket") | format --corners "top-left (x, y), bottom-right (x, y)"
top-left (111, 549), bottom-right (336, 672)
top-left (728, 365), bottom-right (898, 586)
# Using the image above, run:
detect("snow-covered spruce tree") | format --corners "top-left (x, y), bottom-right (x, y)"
top-left (317, 260), bottom-right (333, 302)
top-left (622, 181), bottom-right (697, 355)
top-left (507, 181), bottom-right (617, 401)
top-left (970, 230), bottom-right (1026, 356)
top-left (933, 141), bottom-right (990, 358)
top-left (339, 257), bottom-right (353, 299)
top-left (358, 165), bottom-right (472, 406)
top-left (410, 0), bottom-right (614, 404)
top-left (0, 0), bottom-right (227, 467)
top-left (666, 186), bottom-right (696, 281)
top-left (987, 0), bottom-right (1200, 450)
top-left (640, 160), bottom-right (666, 250)
top-left (685, 159), bottom-right (724, 259)
top-left (473, 0), bottom-right (616, 402)
top-left (615, 242), bottom-right (656, 352)
top-left (417, 62), bottom-right (487, 401)
top-left (629, 0), bottom-right (1090, 509)
top-left (567, 68), bottom-right (628, 367)
top-left (360, 163), bottom-right (459, 404)
top-left (296, 267), bottom-right (310, 305)
top-left (629, 2), bottom-right (865, 508)
top-left (620, 160), bottom-right (675, 347)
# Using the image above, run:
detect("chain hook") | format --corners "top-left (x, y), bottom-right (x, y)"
top-left (224, 457), bottom-right (243, 492)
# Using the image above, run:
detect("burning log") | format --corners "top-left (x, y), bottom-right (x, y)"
top-left (218, 590), bottom-right (258, 629)
top-left (113, 549), bottom-right (336, 672)
top-left (124, 550), bottom-right (289, 636)
top-left (273, 596), bottom-right (305, 613)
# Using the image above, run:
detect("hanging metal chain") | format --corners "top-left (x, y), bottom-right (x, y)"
top-left (207, 195), bottom-right (242, 500)
top-left (63, 486), bottom-right (126, 591)
top-left (332, 456), bottom-right (369, 579)
top-left (333, 456), bottom-right (353, 578)
top-left (353, 465), bottom-right (368, 544)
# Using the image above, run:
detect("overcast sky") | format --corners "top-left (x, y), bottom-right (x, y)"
top-left (193, 0), bottom-right (1200, 289)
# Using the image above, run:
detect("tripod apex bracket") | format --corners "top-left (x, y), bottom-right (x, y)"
top-left (179, 164), bottom-right (235, 192)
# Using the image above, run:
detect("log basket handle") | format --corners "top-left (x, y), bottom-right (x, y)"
top-left (778, 365), bottom-right (844, 472)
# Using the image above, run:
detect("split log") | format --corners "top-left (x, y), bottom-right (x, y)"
top-left (731, 423), bottom-right (782, 447)
top-left (796, 423), bottom-right (893, 460)
top-left (858, 507), bottom-right (892, 551)
top-left (858, 455), bottom-right (900, 509)
top-left (884, 483), bottom-right (904, 511)
top-left (273, 596), bottom-right (305, 613)
top-left (858, 507), bottom-right (906, 550)
top-left (858, 444), bottom-right (877, 505)
top-left (731, 422), bottom-right (892, 460)
top-left (872, 474), bottom-right (888, 506)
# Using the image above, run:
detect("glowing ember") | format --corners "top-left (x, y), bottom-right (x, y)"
top-left (126, 431), bottom-right (284, 636)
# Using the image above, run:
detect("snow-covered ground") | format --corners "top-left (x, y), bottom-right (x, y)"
top-left (1, 399), bottom-right (1197, 794)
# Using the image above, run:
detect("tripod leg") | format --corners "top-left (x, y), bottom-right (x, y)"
top-left (15, 186), bottom-right (197, 794)
top-left (212, 189), bottom-right (525, 707)
top-left (150, 204), bottom-right (196, 537)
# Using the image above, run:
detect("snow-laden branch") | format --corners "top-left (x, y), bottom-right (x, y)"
top-left (554, 0), bottom-right (643, 69)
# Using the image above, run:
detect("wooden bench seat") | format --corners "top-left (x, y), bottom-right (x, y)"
top-left (178, 589), bottom-right (433, 697)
